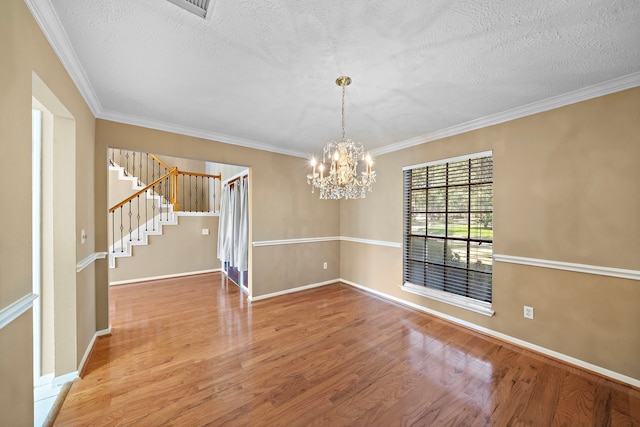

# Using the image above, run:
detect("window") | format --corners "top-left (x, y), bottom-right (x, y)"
top-left (402, 152), bottom-right (494, 316)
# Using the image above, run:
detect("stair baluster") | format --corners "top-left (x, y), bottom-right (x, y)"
top-left (137, 195), bottom-right (141, 241)
top-left (108, 149), bottom-right (223, 268)
top-left (111, 211), bottom-right (115, 253)
top-left (119, 207), bottom-right (124, 252)
top-left (195, 176), bottom-right (199, 212)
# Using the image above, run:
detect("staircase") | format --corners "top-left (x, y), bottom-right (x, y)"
top-left (107, 149), bottom-right (221, 270)
top-left (108, 163), bottom-right (178, 268)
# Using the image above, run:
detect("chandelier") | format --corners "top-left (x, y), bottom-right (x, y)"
top-left (307, 76), bottom-right (376, 200)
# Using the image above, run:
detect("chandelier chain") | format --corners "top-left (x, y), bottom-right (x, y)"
top-left (341, 85), bottom-right (346, 142)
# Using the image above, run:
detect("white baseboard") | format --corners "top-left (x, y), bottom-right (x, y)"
top-left (34, 374), bottom-right (59, 401)
top-left (339, 278), bottom-right (640, 389)
top-left (109, 269), bottom-right (221, 286)
top-left (77, 327), bottom-right (112, 377)
top-left (35, 373), bottom-right (55, 389)
top-left (52, 370), bottom-right (78, 387)
top-left (249, 279), bottom-right (338, 302)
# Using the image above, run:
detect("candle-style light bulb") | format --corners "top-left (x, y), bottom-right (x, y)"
top-left (310, 157), bottom-right (316, 176)
top-left (333, 151), bottom-right (339, 161)
top-left (319, 162), bottom-right (324, 180)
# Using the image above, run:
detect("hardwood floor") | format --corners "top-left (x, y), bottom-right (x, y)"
top-left (54, 272), bottom-right (639, 426)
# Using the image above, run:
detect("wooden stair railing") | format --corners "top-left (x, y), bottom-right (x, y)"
top-left (108, 149), bottom-right (222, 257)
top-left (109, 169), bottom-right (176, 214)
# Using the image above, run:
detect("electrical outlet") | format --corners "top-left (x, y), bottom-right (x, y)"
top-left (524, 306), bottom-right (534, 319)
top-left (80, 229), bottom-right (87, 244)
top-left (323, 262), bottom-right (328, 269)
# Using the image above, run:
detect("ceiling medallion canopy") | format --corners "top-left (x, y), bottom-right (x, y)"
top-left (307, 76), bottom-right (376, 200)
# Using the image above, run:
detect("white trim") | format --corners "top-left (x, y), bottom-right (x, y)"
top-left (99, 110), bottom-right (307, 158)
top-left (493, 254), bottom-right (640, 281)
top-left (252, 236), bottom-right (340, 247)
top-left (109, 269), bottom-right (221, 286)
top-left (176, 211), bottom-right (219, 217)
top-left (35, 373), bottom-right (55, 389)
top-left (23, 1), bottom-right (640, 161)
top-left (401, 282), bottom-right (494, 316)
top-left (374, 72), bottom-right (640, 156)
top-left (0, 293), bottom-right (39, 330)
top-left (52, 370), bottom-right (78, 387)
top-left (76, 252), bottom-right (108, 273)
top-left (32, 108), bottom-right (43, 384)
top-left (108, 205), bottom-right (179, 268)
top-left (340, 278), bottom-right (640, 388)
top-left (249, 279), bottom-right (338, 302)
top-left (222, 170), bottom-right (249, 185)
top-left (252, 236), bottom-right (401, 248)
top-left (24, 0), bottom-right (101, 116)
top-left (403, 150), bottom-right (493, 171)
top-left (78, 327), bottom-right (111, 377)
top-left (339, 236), bottom-right (402, 248)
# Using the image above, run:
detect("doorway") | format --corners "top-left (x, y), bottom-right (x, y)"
top-left (106, 149), bottom-right (248, 287)
top-left (32, 72), bottom-right (78, 426)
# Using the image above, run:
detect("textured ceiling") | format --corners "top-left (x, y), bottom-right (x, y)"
top-left (36, 0), bottom-right (640, 156)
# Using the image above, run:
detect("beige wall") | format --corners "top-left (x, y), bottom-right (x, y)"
top-left (109, 215), bottom-right (221, 283)
top-left (0, 315), bottom-right (33, 426)
top-left (2, 5), bottom-right (638, 426)
top-left (340, 87), bottom-right (640, 380)
top-left (253, 242), bottom-right (341, 295)
top-left (216, 163), bottom-right (248, 182)
top-left (156, 153), bottom-right (206, 174)
top-left (1, 1), bottom-right (97, 424)
top-left (96, 120), bottom-right (341, 301)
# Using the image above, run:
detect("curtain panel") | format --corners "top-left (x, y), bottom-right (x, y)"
top-left (217, 176), bottom-right (248, 272)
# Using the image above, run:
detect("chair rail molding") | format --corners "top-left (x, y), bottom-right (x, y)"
top-left (252, 236), bottom-right (401, 248)
top-left (76, 252), bottom-right (108, 273)
top-left (493, 254), bottom-right (640, 281)
top-left (0, 293), bottom-right (39, 330)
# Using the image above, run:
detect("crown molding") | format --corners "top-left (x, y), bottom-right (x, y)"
top-left (28, 0), bottom-right (640, 159)
top-left (27, 0), bottom-right (305, 157)
top-left (25, 0), bottom-right (102, 116)
top-left (372, 71), bottom-right (640, 156)
top-left (98, 110), bottom-right (307, 158)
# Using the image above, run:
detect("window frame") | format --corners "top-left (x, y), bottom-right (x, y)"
top-left (401, 151), bottom-right (494, 316)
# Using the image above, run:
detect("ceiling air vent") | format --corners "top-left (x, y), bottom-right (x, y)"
top-left (166, 0), bottom-right (212, 18)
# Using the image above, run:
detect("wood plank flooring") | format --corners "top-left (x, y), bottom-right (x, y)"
top-left (54, 273), bottom-right (640, 426)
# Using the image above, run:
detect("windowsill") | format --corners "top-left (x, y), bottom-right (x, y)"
top-left (401, 282), bottom-right (495, 317)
